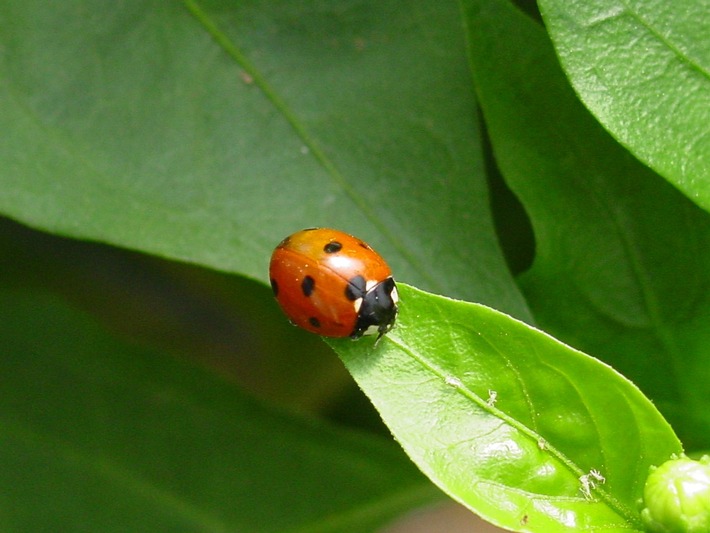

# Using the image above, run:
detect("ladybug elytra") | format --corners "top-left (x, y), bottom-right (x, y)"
top-left (269, 228), bottom-right (398, 339)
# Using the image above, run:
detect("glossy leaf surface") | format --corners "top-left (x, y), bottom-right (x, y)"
top-left (538, 0), bottom-right (710, 211)
top-left (330, 285), bottom-right (682, 531)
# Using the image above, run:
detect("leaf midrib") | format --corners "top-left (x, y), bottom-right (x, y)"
top-left (181, 0), bottom-right (444, 294)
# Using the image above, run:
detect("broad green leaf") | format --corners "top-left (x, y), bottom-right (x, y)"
top-left (461, 0), bottom-right (710, 450)
top-left (537, 0), bottom-right (710, 212)
top-left (0, 0), bottom-right (529, 319)
top-left (329, 284), bottom-right (682, 532)
top-left (0, 288), bottom-right (438, 532)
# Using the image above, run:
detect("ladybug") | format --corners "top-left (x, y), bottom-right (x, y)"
top-left (269, 228), bottom-right (398, 340)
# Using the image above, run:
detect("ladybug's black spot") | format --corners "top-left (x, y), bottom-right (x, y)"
top-left (301, 276), bottom-right (315, 297)
top-left (324, 241), bottom-right (342, 253)
top-left (270, 278), bottom-right (279, 296)
top-left (345, 275), bottom-right (367, 301)
top-left (308, 317), bottom-right (321, 328)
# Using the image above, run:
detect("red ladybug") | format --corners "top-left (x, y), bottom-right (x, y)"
top-left (269, 228), bottom-right (398, 339)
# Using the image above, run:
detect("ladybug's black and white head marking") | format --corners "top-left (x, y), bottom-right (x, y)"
top-left (350, 276), bottom-right (398, 340)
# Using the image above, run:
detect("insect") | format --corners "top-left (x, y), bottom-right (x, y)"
top-left (269, 228), bottom-right (398, 339)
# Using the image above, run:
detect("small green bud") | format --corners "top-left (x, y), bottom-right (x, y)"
top-left (641, 455), bottom-right (710, 533)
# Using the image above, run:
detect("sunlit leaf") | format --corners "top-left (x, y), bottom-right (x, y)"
top-left (330, 285), bottom-right (681, 531)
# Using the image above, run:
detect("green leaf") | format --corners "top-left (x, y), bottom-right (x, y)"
top-left (329, 284), bottom-right (682, 532)
top-left (537, 0), bottom-right (710, 211)
top-left (461, 0), bottom-right (710, 450)
top-left (0, 288), bottom-right (438, 532)
top-left (0, 0), bottom-right (529, 319)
